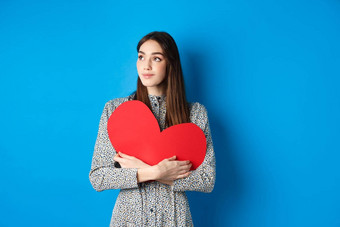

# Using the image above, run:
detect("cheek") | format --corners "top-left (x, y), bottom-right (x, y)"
top-left (136, 61), bottom-right (141, 72)
top-left (159, 63), bottom-right (167, 75)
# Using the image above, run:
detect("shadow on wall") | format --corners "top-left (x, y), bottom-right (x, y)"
top-left (184, 49), bottom-right (245, 226)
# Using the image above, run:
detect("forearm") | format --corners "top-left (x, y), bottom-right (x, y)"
top-left (90, 160), bottom-right (160, 190)
top-left (172, 164), bottom-right (215, 192)
top-left (113, 154), bottom-right (179, 185)
top-left (137, 166), bottom-right (159, 183)
top-left (89, 166), bottom-right (138, 191)
top-left (137, 160), bottom-right (187, 185)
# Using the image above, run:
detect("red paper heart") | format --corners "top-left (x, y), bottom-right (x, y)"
top-left (107, 100), bottom-right (206, 170)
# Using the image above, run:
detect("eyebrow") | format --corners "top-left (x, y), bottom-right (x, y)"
top-left (138, 51), bottom-right (164, 56)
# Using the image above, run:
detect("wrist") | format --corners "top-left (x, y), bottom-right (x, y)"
top-left (141, 162), bottom-right (151, 169)
top-left (137, 165), bottom-right (159, 183)
top-left (153, 165), bottom-right (161, 180)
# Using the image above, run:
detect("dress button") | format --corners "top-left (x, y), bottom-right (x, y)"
top-left (154, 103), bottom-right (158, 107)
top-left (150, 208), bottom-right (154, 213)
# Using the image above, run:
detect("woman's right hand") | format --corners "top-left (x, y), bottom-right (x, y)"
top-left (155, 156), bottom-right (192, 184)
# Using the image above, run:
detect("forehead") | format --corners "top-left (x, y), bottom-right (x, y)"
top-left (139, 40), bottom-right (163, 54)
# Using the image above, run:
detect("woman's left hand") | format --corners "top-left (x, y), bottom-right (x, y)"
top-left (113, 152), bottom-right (150, 169)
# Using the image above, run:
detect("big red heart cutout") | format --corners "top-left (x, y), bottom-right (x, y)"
top-left (107, 100), bottom-right (206, 170)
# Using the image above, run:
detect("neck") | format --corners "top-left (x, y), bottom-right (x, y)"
top-left (147, 86), bottom-right (165, 96)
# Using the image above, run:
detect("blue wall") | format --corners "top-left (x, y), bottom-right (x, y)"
top-left (1, 0), bottom-right (339, 226)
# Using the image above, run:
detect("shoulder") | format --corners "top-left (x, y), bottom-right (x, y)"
top-left (189, 102), bottom-right (207, 115)
top-left (188, 102), bottom-right (209, 129)
top-left (102, 94), bottom-right (135, 117)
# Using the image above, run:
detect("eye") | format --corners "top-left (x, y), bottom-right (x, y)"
top-left (154, 57), bottom-right (162, 62)
top-left (138, 55), bottom-right (144, 60)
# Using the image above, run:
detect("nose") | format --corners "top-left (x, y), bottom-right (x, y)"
top-left (143, 59), bottom-right (152, 70)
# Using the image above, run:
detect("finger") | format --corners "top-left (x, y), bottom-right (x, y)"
top-left (118, 152), bottom-right (132, 159)
top-left (182, 164), bottom-right (192, 172)
top-left (167, 156), bottom-right (177, 161)
top-left (176, 160), bottom-right (191, 166)
top-left (176, 163), bottom-right (192, 170)
top-left (177, 172), bottom-right (191, 179)
top-left (177, 162), bottom-right (190, 169)
top-left (177, 169), bottom-right (190, 175)
top-left (178, 163), bottom-right (192, 172)
top-left (113, 156), bottom-right (124, 163)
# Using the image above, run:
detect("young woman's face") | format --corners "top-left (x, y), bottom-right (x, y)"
top-left (137, 40), bottom-right (167, 95)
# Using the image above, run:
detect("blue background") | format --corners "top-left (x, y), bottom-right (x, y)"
top-left (1, 0), bottom-right (339, 226)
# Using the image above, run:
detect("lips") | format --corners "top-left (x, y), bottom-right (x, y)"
top-left (142, 73), bottom-right (154, 78)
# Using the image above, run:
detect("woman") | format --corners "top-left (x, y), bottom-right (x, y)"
top-left (89, 31), bottom-right (216, 226)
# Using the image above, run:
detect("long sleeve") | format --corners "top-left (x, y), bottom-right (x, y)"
top-left (89, 100), bottom-right (139, 192)
top-left (172, 104), bottom-right (216, 193)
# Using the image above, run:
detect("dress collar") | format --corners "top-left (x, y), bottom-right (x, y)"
top-left (148, 94), bottom-right (166, 102)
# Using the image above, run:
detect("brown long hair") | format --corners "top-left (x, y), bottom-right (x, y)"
top-left (134, 31), bottom-right (190, 127)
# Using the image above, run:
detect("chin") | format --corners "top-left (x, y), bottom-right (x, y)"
top-left (144, 85), bottom-right (160, 90)
top-left (141, 80), bottom-right (159, 88)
